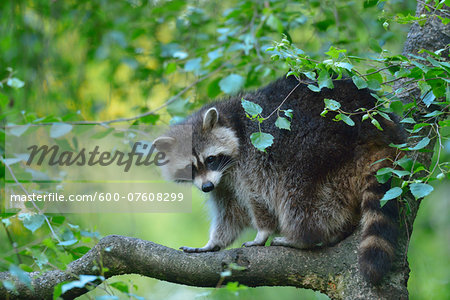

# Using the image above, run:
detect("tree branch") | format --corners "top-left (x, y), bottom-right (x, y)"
top-left (0, 232), bottom-right (409, 300)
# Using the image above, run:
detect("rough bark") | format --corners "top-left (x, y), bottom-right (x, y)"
top-left (402, 3), bottom-right (450, 58)
top-left (0, 233), bottom-right (408, 300)
top-left (0, 2), bottom-right (447, 300)
top-left (395, 2), bottom-right (450, 104)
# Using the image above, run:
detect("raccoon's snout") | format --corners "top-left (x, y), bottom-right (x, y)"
top-left (202, 181), bottom-right (214, 193)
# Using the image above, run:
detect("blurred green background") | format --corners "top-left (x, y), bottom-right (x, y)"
top-left (1, 0), bottom-right (448, 299)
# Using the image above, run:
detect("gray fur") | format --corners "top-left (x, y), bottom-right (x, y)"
top-left (157, 75), bottom-right (405, 284)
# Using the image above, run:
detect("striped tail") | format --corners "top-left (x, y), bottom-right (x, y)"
top-left (359, 175), bottom-right (399, 285)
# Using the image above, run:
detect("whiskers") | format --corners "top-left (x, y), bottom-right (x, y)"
top-left (218, 156), bottom-right (236, 175)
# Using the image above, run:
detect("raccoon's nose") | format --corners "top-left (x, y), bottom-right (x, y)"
top-left (202, 181), bottom-right (214, 193)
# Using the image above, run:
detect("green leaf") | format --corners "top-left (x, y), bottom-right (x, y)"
top-left (340, 114), bottom-right (355, 126)
top-left (302, 72), bottom-right (316, 80)
top-left (396, 156), bottom-right (413, 171)
top-left (50, 123), bottom-right (73, 139)
top-left (364, 0), bottom-right (379, 8)
top-left (409, 137), bottom-right (430, 151)
top-left (2, 280), bottom-right (15, 292)
top-left (318, 69), bottom-right (333, 90)
top-left (207, 77), bottom-right (221, 98)
top-left (400, 117), bottom-right (416, 124)
top-left (395, 68), bottom-right (411, 77)
top-left (33, 252), bottom-right (49, 269)
top-left (139, 114), bottom-right (160, 124)
top-left (225, 281), bottom-right (248, 292)
top-left (378, 112), bottom-right (392, 122)
top-left (53, 281), bottom-right (66, 300)
top-left (411, 60), bottom-right (430, 72)
top-left (165, 62), bottom-right (177, 74)
top-left (284, 109), bottom-right (293, 119)
top-left (167, 98), bottom-right (192, 116)
top-left (376, 167), bottom-right (393, 184)
top-left (206, 48), bottom-right (223, 65)
top-left (61, 275), bottom-right (104, 295)
top-left (367, 79), bottom-right (381, 91)
top-left (267, 15), bottom-right (283, 33)
top-left (307, 84), bottom-right (321, 92)
top-left (51, 216), bottom-right (66, 226)
top-left (184, 58), bottom-right (202, 74)
top-left (371, 118), bottom-right (383, 131)
top-left (324, 98), bottom-right (341, 111)
top-left (389, 101), bottom-right (404, 115)
top-left (389, 142), bottom-right (408, 149)
top-left (325, 46), bottom-right (346, 59)
top-left (72, 246), bottom-right (91, 256)
top-left (410, 183), bottom-right (434, 199)
top-left (369, 38), bottom-right (382, 53)
top-left (418, 81), bottom-right (431, 94)
top-left (19, 213), bottom-right (45, 233)
top-left (422, 91), bottom-right (436, 107)
top-left (410, 123), bottom-right (430, 134)
top-left (380, 187), bottom-right (403, 206)
top-left (377, 167), bottom-right (393, 175)
top-left (19, 265), bottom-right (33, 273)
top-left (58, 239), bottom-right (78, 246)
top-left (392, 170), bottom-right (411, 177)
top-left (241, 99), bottom-right (262, 117)
top-left (370, 158), bottom-right (387, 166)
top-left (110, 281), bottom-right (129, 293)
top-left (219, 74), bottom-right (245, 95)
top-left (423, 110), bottom-right (443, 118)
top-left (2, 218), bottom-right (11, 227)
top-left (275, 117), bottom-right (291, 130)
top-left (250, 132), bottom-right (274, 152)
top-left (335, 62), bottom-right (353, 71)
top-left (7, 78), bottom-right (25, 89)
top-left (9, 264), bottom-right (32, 289)
top-left (9, 124), bottom-right (30, 137)
top-left (352, 75), bottom-right (368, 89)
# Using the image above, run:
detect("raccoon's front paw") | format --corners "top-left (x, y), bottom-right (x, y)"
top-left (242, 240), bottom-right (265, 247)
top-left (179, 245), bottom-right (220, 253)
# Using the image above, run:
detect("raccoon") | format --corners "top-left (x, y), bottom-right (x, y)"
top-left (153, 74), bottom-right (405, 285)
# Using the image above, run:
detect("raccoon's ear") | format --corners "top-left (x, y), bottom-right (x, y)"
top-left (153, 137), bottom-right (175, 152)
top-left (203, 107), bottom-right (219, 131)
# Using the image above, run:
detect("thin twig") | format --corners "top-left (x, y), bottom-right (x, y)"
top-left (5, 57), bottom-right (235, 128)
top-left (3, 160), bottom-right (61, 243)
top-left (2, 222), bottom-right (22, 264)
top-left (263, 82), bottom-right (301, 120)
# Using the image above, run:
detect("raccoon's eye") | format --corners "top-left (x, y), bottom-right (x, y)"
top-left (205, 156), bottom-right (216, 164)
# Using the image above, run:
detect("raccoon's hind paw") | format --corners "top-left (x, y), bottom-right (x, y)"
top-left (179, 245), bottom-right (220, 253)
top-left (270, 237), bottom-right (308, 249)
top-left (242, 229), bottom-right (271, 247)
top-left (242, 240), bottom-right (265, 247)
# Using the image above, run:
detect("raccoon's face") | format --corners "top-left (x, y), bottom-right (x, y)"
top-left (153, 107), bottom-right (239, 193)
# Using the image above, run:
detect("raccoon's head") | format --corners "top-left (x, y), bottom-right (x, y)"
top-left (153, 107), bottom-right (239, 193)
